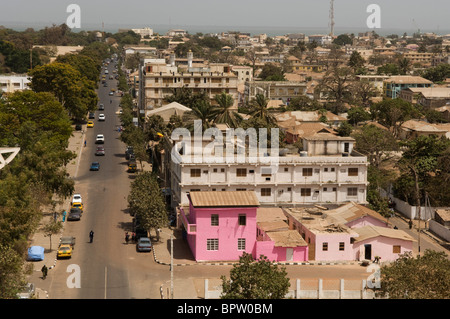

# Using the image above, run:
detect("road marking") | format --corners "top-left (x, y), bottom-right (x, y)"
top-left (104, 266), bottom-right (107, 299)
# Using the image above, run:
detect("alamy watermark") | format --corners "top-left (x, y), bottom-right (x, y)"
top-left (66, 4), bottom-right (81, 29)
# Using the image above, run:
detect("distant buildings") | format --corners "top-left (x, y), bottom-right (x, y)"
top-left (244, 80), bottom-right (307, 105)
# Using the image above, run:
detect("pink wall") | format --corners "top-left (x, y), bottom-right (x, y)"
top-left (346, 215), bottom-right (389, 229)
top-left (353, 237), bottom-right (414, 262)
top-left (255, 241), bottom-right (308, 262)
top-left (314, 233), bottom-right (354, 261)
top-left (186, 205), bottom-right (257, 261)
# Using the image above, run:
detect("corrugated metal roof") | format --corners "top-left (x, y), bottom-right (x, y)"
top-left (353, 225), bottom-right (415, 242)
top-left (189, 191), bottom-right (260, 207)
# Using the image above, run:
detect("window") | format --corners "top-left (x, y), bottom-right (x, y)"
top-left (261, 167), bottom-right (272, 177)
top-left (236, 168), bottom-right (247, 177)
top-left (302, 168), bottom-right (313, 176)
top-left (347, 187), bottom-right (358, 197)
top-left (393, 245), bottom-right (401, 254)
top-left (284, 167), bottom-right (289, 172)
top-left (301, 188), bottom-right (311, 196)
top-left (190, 169), bottom-right (201, 177)
top-left (339, 242), bottom-right (345, 251)
top-left (207, 239), bottom-right (219, 251)
top-left (211, 214), bottom-right (219, 226)
top-left (322, 242), bottom-right (328, 251)
top-left (238, 238), bottom-right (246, 251)
top-left (213, 168), bottom-right (217, 173)
top-left (331, 168), bottom-right (335, 172)
top-left (238, 214), bottom-right (246, 226)
top-left (221, 168), bottom-right (225, 173)
top-left (236, 188), bottom-right (247, 191)
top-left (261, 188), bottom-right (271, 197)
top-left (348, 168), bottom-right (358, 176)
top-left (324, 168), bottom-right (328, 172)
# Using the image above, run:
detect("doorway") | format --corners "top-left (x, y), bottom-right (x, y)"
top-left (286, 248), bottom-right (293, 261)
top-left (364, 244), bottom-right (372, 260)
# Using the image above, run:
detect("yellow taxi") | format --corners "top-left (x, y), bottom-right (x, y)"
top-left (57, 244), bottom-right (73, 259)
top-left (71, 202), bottom-right (83, 212)
top-left (87, 121), bottom-right (94, 128)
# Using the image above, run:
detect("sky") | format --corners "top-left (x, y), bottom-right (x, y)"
top-left (1, 0), bottom-right (450, 35)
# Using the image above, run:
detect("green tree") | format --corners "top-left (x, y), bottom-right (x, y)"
top-left (213, 92), bottom-right (241, 128)
top-left (247, 94), bottom-right (276, 125)
top-left (347, 107), bottom-right (371, 126)
top-left (378, 250), bottom-right (450, 299)
top-left (258, 63), bottom-right (285, 81)
top-left (352, 124), bottom-right (399, 167)
top-left (220, 253), bottom-right (290, 299)
top-left (318, 66), bottom-right (355, 114)
top-left (333, 34), bottom-right (352, 46)
top-left (348, 51), bottom-right (365, 70)
top-left (337, 121), bottom-right (353, 137)
top-left (127, 172), bottom-right (168, 241)
top-left (0, 244), bottom-right (26, 299)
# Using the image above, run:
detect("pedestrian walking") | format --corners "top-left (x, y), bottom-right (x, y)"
top-left (89, 230), bottom-right (94, 243)
top-left (62, 210), bottom-right (67, 222)
top-left (41, 265), bottom-right (48, 279)
top-left (125, 232), bottom-right (130, 244)
top-left (409, 219), bottom-right (413, 229)
top-left (131, 232), bottom-right (136, 243)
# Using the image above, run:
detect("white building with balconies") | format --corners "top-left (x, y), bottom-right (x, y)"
top-left (165, 129), bottom-right (368, 208)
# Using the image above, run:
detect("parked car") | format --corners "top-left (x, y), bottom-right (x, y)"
top-left (90, 162), bottom-right (100, 171)
top-left (71, 194), bottom-right (82, 205)
top-left (71, 202), bottom-right (83, 212)
top-left (67, 208), bottom-right (82, 220)
top-left (87, 121), bottom-right (94, 128)
top-left (136, 237), bottom-right (152, 252)
top-left (99, 104), bottom-right (105, 110)
top-left (95, 146), bottom-right (105, 156)
top-left (88, 112), bottom-right (95, 119)
top-left (17, 283), bottom-right (35, 299)
top-left (109, 91), bottom-right (114, 96)
top-left (128, 161), bottom-right (137, 173)
top-left (125, 146), bottom-right (134, 159)
top-left (57, 244), bottom-right (73, 259)
top-left (95, 134), bottom-right (105, 144)
top-left (60, 236), bottom-right (76, 249)
top-left (98, 114), bottom-right (105, 121)
top-left (75, 124), bottom-right (82, 131)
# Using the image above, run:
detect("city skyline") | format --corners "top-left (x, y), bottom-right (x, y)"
top-left (1, 0), bottom-right (450, 36)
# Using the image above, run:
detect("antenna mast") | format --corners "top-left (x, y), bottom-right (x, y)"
top-left (329, 0), bottom-right (335, 37)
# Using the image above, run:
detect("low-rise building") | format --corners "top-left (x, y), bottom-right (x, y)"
top-left (383, 76), bottom-right (433, 99)
top-left (0, 74), bottom-right (31, 93)
top-left (244, 80), bottom-right (307, 105)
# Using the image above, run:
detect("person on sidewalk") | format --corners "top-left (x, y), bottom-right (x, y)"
top-left (41, 265), bottom-right (48, 280)
top-left (89, 230), bottom-right (94, 243)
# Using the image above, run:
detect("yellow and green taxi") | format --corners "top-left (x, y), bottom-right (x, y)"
top-left (87, 121), bottom-right (94, 128)
top-left (71, 202), bottom-right (83, 212)
top-left (57, 244), bottom-right (72, 259)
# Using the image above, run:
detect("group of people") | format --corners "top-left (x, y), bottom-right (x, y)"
top-left (124, 232), bottom-right (136, 244)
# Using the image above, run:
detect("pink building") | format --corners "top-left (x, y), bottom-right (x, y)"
top-left (180, 191), bottom-right (259, 262)
top-left (284, 202), bottom-right (414, 262)
top-left (179, 191), bottom-right (309, 262)
top-left (255, 208), bottom-right (308, 262)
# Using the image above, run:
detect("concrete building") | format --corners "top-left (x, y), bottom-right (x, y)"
top-left (244, 80), bottom-right (307, 105)
top-left (138, 55), bottom-right (238, 111)
top-left (166, 131), bottom-right (368, 208)
top-left (0, 74), bottom-right (31, 93)
top-left (383, 76), bottom-right (433, 99)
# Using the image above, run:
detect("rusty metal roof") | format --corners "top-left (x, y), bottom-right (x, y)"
top-left (188, 191), bottom-right (260, 207)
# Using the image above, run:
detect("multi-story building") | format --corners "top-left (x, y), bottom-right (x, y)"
top-left (244, 80), bottom-right (307, 104)
top-left (165, 131), bottom-right (368, 208)
top-left (138, 54), bottom-right (239, 111)
top-left (403, 52), bottom-right (434, 66)
top-left (383, 76), bottom-right (433, 99)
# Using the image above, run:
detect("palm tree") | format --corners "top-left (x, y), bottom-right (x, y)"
top-left (397, 57), bottom-right (412, 75)
top-left (183, 99), bottom-right (218, 131)
top-left (247, 94), bottom-right (276, 125)
top-left (213, 92), bottom-right (241, 128)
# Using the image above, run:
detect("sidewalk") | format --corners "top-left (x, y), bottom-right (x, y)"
top-left (25, 127), bottom-right (86, 298)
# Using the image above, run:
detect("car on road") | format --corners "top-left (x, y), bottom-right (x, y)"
top-left (67, 208), bottom-right (82, 220)
top-left (136, 237), bottom-right (152, 252)
top-left (98, 114), bottom-right (105, 121)
top-left (71, 202), bottom-right (83, 212)
top-left (95, 134), bottom-right (105, 144)
top-left (60, 236), bottom-right (76, 249)
top-left (125, 146), bottom-right (134, 160)
top-left (109, 91), bottom-right (114, 96)
top-left (17, 283), bottom-right (35, 299)
top-left (71, 194), bottom-right (82, 205)
top-left (87, 121), bottom-right (94, 128)
top-left (95, 146), bottom-right (105, 156)
top-left (57, 244), bottom-right (73, 259)
top-left (99, 104), bottom-right (105, 110)
top-left (90, 162), bottom-right (100, 171)
top-left (88, 112), bottom-right (95, 119)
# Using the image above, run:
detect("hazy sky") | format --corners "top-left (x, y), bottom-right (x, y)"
top-left (1, 0), bottom-right (449, 34)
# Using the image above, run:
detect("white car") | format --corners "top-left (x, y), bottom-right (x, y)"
top-left (98, 114), bottom-right (105, 121)
top-left (95, 134), bottom-right (105, 144)
top-left (71, 193), bottom-right (82, 205)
